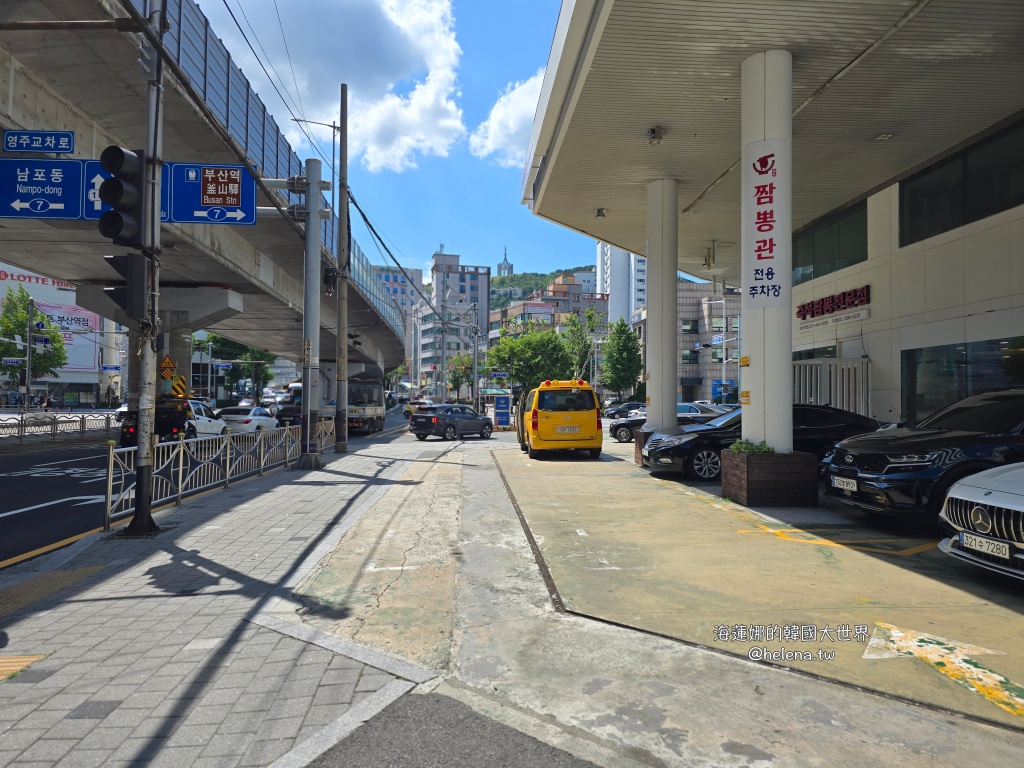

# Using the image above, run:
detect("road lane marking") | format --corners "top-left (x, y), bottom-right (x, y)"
top-left (864, 622), bottom-right (1024, 718)
top-left (0, 495), bottom-right (106, 520)
top-left (33, 454), bottom-right (104, 466)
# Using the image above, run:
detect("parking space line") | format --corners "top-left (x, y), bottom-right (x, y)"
top-left (736, 521), bottom-right (937, 556)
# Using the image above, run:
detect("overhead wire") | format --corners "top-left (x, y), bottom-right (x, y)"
top-left (273, 0), bottom-right (307, 121)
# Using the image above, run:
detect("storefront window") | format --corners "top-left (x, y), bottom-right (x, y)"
top-left (901, 336), bottom-right (1024, 423)
top-left (792, 346), bottom-right (837, 361)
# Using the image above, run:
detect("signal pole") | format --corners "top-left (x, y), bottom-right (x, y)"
top-left (127, 0), bottom-right (165, 533)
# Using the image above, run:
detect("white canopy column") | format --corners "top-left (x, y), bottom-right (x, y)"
top-left (646, 178), bottom-right (680, 432)
top-left (740, 50), bottom-right (793, 452)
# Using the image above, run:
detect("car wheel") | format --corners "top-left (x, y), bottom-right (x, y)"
top-left (519, 440), bottom-right (528, 452)
top-left (589, 448), bottom-right (601, 459)
top-left (528, 438), bottom-right (540, 460)
top-left (415, 433), bottom-right (427, 441)
top-left (403, 411), bottom-right (411, 420)
top-left (185, 427), bottom-right (197, 440)
top-left (220, 427), bottom-right (228, 436)
top-left (481, 424), bottom-right (492, 439)
top-left (688, 447), bottom-right (721, 480)
top-left (444, 424), bottom-right (457, 441)
top-left (614, 426), bottom-right (633, 443)
top-left (928, 466), bottom-right (993, 519)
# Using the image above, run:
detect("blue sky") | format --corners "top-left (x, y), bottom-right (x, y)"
top-left (199, 0), bottom-right (598, 281)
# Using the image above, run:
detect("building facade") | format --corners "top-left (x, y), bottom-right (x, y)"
top-left (372, 264), bottom-right (424, 377)
top-left (790, 115), bottom-right (1024, 425)
top-left (415, 250), bottom-right (490, 396)
top-left (632, 282), bottom-right (742, 404)
top-left (596, 242), bottom-right (647, 324)
top-left (0, 261), bottom-right (124, 407)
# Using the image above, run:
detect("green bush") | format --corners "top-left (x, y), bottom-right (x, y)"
top-left (729, 439), bottom-right (775, 454)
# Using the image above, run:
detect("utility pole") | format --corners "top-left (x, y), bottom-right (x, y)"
top-left (472, 303), bottom-right (479, 411)
top-left (25, 298), bottom-right (34, 411)
top-left (298, 158), bottom-right (325, 470)
top-left (335, 84), bottom-right (349, 454)
top-left (126, 0), bottom-right (165, 534)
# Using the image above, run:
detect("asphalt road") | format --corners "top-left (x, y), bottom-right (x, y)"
top-left (0, 446), bottom-right (111, 564)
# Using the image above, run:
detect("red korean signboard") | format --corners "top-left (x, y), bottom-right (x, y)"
top-left (741, 138), bottom-right (790, 308)
top-left (796, 285), bottom-right (871, 320)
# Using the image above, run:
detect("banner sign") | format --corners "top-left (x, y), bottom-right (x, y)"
top-left (741, 138), bottom-right (790, 308)
top-left (34, 301), bottom-right (99, 372)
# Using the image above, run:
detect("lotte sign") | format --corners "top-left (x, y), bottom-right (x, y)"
top-left (741, 139), bottom-right (791, 308)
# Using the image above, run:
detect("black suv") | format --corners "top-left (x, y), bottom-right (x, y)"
top-left (410, 404), bottom-right (493, 441)
top-left (824, 389), bottom-right (1024, 520)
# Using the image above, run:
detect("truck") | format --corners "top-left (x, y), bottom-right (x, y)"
top-left (282, 371), bottom-right (386, 433)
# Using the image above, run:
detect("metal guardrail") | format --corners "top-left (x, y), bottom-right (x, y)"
top-left (104, 419), bottom-right (336, 529)
top-left (0, 414), bottom-right (116, 441)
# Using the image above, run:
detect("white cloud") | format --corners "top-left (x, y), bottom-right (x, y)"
top-left (469, 69), bottom-right (544, 168)
top-left (201, 0), bottom-right (465, 173)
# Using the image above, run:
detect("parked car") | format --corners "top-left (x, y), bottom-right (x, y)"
top-left (644, 405), bottom-right (880, 481)
top-left (114, 402), bottom-right (128, 422)
top-left (937, 464), bottom-right (1024, 581)
top-left (275, 405), bottom-right (304, 427)
top-left (604, 401), bottom-right (644, 419)
top-left (609, 403), bottom-right (722, 443)
top-left (517, 379), bottom-right (603, 459)
top-left (824, 389), bottom-right (1024, 520)
top-left (409, 404), bottom-right (493, 440)
top-left (217, 406), bottom-right (279, 433)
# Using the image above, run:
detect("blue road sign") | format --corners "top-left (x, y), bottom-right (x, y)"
top-left (1, 358), bottom-right (23, 365)
top-left (711, 335), bottom-right (724, 345)
top-left (490, 371), bottom-right (508, 379)
top-left (33, 336), bottom-right (49, 345)
top-left (4, 130), bottom-right (74, 154)
top-left (167, 163), bottom-right (256, 225)
top-left (34, 321), bottom-right (45, 330)
top-left (0, 159), bottom-right (85, 220)
top-left (694, 342), bottom-right (701, 350)
top-left (213, 363), bottom-right (233, 370)
top-left (712, 379), bottom-right (738, 399)
top-left (100, 365), bottom-right (122, 372)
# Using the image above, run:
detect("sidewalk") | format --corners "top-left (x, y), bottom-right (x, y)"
top-left (1, 434), bottom-right (1022, 767)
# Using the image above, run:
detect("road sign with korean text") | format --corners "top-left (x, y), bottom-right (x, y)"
top-left (167, 163), bottom-right (256, 225)
top-left (0, 159), bottom-right (84, 220)
top-left (4, 130), bottom-right (74, 154)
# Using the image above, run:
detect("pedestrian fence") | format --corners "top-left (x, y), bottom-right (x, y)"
top-left (0, 413), bottom-right (117, 442)
top-left (104, 419), bottom-right (336, 530)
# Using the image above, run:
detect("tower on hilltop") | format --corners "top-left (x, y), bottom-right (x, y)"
top-left (497, 247), bottom-right (514, 277)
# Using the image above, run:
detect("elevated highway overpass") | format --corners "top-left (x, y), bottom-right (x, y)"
top-left (0, 0), bottom-right (403, 382)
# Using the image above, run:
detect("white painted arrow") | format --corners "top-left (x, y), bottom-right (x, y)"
top-left (864, 622), bottom-right (1024, 718)
top-left (88, 174), bottom-right (105, 210)
top-left (0, 495), bottom-right (107, 520)
top-left (192, 208), bottom-right (246, 220)
top-left (10, 199), bottom-right (65, 211)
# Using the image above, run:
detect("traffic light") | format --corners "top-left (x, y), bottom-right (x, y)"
top-left (104, 253), bottom-right (149, 322)
top-left (98, 146), bottom-right (147, 249)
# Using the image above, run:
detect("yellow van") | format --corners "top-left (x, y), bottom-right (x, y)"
top-left (518, 379), bottom-right (603, 459)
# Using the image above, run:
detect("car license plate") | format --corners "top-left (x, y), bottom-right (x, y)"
top-left (556, 426), bottom-right (578, 434)
top-left (961, 532), bottom-right (1010, 559)
top-left (831, 476), bottom-right (857, 492)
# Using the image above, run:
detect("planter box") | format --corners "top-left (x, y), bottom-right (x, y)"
top-left (721, 450), bottom-right (819, 507)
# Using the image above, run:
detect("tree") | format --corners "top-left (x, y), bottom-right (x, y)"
top-left (561, 307), bottom-right (602, 381)
top-left (489, 325), bottom-right (571, 393)
top-left (600, 317), bottom-right (643, 397)
top-left (0, 285), bottom-right (69, 389)
top-left (388, 364), bottom-right (407, 391)
top-left (446, 352), bottom-right (473, 398)
top-left (200, 333), bottom-right (275, 395)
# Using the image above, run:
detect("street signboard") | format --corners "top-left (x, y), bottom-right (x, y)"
top-left (33, 336), bottom-right (49, 345)
top-left (167, 163), bottom-right (256, 225)
top-left (490, 371), bottom-right (508, 378)
top-left (100, 365), bottom-right (121, 372)
top-left (0, 158), bottom-right (85, 220)
top-left (34, 321), bottom-right (45, 330)
top-left (494, 395), bottom-right (511, 427)
top-left (83, 159), bottom-right (170, 222)
top-left (693, 342), bottom-right (701, 350)
top-left (711, 335), bottom-right (724, 345)
top-left (1, 358), bottom-right (23, 365)
top-left (159, 355), bottom-right (176, 370)
top-left (712, 379), bottom-right (738, 399)
top-left (213, 363), bottom-right (233, 370)
top-left (4, 130), bottom-right (74, 154)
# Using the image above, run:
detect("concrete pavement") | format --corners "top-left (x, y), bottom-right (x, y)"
top-left (1, 424), bottom-right (1022, 766)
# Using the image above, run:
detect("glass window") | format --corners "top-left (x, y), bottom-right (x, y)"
top-left (965, 121), bottom-right (1024, 223)
top-left (681, 349), bottom-right (698, 365)
top-left (813, 213), bottom-right (839, 279)
top-left (711, 348), bottom-right (724, 363)
top-left (900, 155), bottom-right (963, 246)
top-left (792, 346), bottom-right (837, 361)
top-left (793, 230), bottom-right (814, 286)
top-left (837, 203), bottom-right (868, 271)
top-left (710, 317), bottom-right (725, 333)
top-left (918, 390), bottom-right (1024, 433)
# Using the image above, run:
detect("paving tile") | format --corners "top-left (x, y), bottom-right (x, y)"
top-left (53, 749), bottom-right (114, 768)
top-left (14, 738), bottom-right (78, 762)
